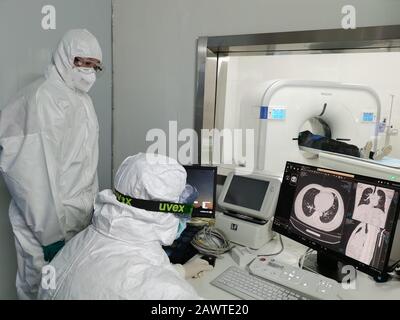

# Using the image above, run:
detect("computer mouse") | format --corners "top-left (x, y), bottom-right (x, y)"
top-left (201, 255), bottom-right (216, 267)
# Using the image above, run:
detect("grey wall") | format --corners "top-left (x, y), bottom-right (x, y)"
top-left (0, 0), bottom-right (112, 299)
top-left (113, 0), bottom-right (400, 171)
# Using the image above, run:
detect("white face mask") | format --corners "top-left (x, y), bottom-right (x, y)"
top-left (71, 68), bottom-right (96, 93)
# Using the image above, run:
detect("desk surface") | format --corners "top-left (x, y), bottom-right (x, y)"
top-left (188, 236), bottom-right (400, 300)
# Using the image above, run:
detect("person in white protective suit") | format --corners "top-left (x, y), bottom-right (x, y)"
top-left (37, 153), bottom-right (213, 300)
top-left (0, 29), bottom-right (103, 300)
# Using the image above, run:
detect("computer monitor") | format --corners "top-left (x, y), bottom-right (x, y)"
top-left (273, 162), bottom-right (400, 280)
top-left (184, 165), bottom-right (217, 218)
top-left (218, 173), bottom-right (281, 221)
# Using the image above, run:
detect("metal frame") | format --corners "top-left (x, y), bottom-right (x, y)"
top-left (194, 25), bottom-right (400, 165)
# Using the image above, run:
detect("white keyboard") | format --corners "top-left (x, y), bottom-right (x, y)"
top-left (211, 266), bottom-right (314, 300)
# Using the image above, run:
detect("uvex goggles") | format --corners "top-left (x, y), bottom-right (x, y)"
top-left (114, 190), bottom-right (193, 217)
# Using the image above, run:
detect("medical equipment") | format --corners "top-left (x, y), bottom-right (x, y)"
top-left (241, 80), bottom-right (382, 175)
top-left (215, 172), bottom-right (281, 249)
top-left (273, 161), bottom-right (400, 282)
top-left (242, 79), bottom-right (400, 180)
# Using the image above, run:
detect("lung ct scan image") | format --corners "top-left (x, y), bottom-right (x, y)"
top-left (343, 219), bottom-right (390, 270)
top-left (351, 183), bottom-right (394, 229)
top-left (289, 170), bottom-right (352, 245)
top-left (342, 183), bottom-right (397, 269)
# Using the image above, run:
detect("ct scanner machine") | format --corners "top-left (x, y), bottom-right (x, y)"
top-left (234, 79), bottom-right (399, 181)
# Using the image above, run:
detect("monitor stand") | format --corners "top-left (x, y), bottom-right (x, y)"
top-left (304, 251), bottom-right (392, 283)
top-left (303, 251), bottom-right (346, 283)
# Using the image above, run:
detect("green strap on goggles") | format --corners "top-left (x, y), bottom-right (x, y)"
top-left (114, 190), bottom-right (193, 216)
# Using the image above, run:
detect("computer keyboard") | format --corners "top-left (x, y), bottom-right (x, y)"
top-left (211, 266), bottom-right (314, 300)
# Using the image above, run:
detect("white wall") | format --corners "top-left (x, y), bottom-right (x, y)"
top-left (0, 0), bottom-right (112, 299)
top-left (113, 0), bottom-right (400, 171)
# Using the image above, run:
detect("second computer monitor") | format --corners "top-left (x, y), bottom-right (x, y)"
top-left (184, 165), bottom-right (217, 218)
top-left (273, 162), bottom-right (400, 279)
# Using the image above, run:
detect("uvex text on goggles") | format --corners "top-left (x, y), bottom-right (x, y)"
top-left (114, 190), bottom-right (193, 216)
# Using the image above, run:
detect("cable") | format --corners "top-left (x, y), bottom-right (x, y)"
top-left (388, 259), bottom-right (400, 273)
top-left (188, 217), bottom-right (215, 227)
top-left (257, 234), bottom-right (284, 257)
top-left (191, 226), bottom-right (234, 257)
top-left (243, 234), bottom-right (285, 270)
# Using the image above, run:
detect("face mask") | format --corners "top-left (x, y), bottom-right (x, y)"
top-left (71, 68), bottom-right (96, 93)
top-left (175, 184), bottom-right (198, 240)
top-left (176, 218), bottom-right (188, 240)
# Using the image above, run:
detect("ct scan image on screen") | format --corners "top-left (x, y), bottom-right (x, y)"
top-left (342, 219), bottom-right (391, 270)
top-left (351, 183), bottom-right (394, 229)
top-left (289, 169), bottom-right (351, 245)
top-left (276, 162), bottom-right (400, 273)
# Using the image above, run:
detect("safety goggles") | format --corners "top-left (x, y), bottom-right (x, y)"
top-left (114, 190), bottom-right (194, 217)
top-left (74, 57), bottom-right (104, 77)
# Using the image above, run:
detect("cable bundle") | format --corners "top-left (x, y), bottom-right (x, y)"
top-left (191, 226), bottom-right (234, 257)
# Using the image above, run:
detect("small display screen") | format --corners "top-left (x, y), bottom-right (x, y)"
top-left (224, 176), bottom-right (269, 211)
top-left (270, 108), bottom-right (286, 120)
top-left (362, 112), bottom-right (375, 122)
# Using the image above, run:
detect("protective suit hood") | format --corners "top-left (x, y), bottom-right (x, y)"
top-left (53, 29), bottom-right (102, 90)
top-left (93, 153), bottom-right (187, 246)
top-left (93, 190), bottom-right (180, 246)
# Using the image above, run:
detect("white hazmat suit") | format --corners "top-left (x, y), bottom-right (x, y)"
top-left (0, 29), bottom-right (102, 300)
top-left (38, 153), bottom-right (202, 300)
